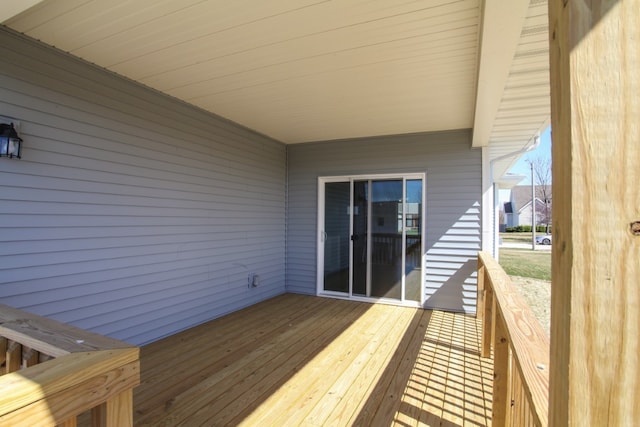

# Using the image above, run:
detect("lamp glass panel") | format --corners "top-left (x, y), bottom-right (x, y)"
top-left (8, 138), bottom-right (19, 156)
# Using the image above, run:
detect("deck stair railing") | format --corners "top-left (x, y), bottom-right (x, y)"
top-left (0, 304), bottom-right (140, 427)
top-left (477, 251), bottom-right (550, 427)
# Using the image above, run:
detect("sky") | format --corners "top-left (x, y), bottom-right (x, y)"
top-left (505, 126), bottom-right (552, 185)
top-left (498, 126), bottom-right (552, 203)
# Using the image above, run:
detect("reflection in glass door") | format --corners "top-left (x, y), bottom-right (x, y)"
top-left (352, 181), bottom-right (368, 296)
top-left (370, 179), bottom-right (403, 299)
top-left (323, 182), bottom-right (350, 293)
top-left (319, 175), bottom-right (424, 305)
top-left (404, 179), bottom-right (423, 302)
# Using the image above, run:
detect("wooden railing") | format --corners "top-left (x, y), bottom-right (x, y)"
top-left (0, 304), bottom-right (140, 427)
top-left (476, 251), bottom-right (550, 427)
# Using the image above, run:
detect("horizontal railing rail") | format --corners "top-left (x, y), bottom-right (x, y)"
top-left (477, 251), bottom-right (550, 427)
top-left (0, 304), bottom-right (140, 427)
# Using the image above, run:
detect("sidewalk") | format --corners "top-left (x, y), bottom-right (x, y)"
top-left (500, 241), bottom-right (551, 250)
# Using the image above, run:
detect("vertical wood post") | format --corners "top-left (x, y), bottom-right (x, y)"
top-left (476, 260), bottom-right (485, 321)
top-left (105, 389), bottom-right (133, 427)
top-left (548, 0), bottom-right (640, 425)
top-left (6, 340), bottom-right (22, 373)
top-left (23, 347), bottom-right (39, 368)
top-left (481, 279), bottom-right (494, 358)
top-left (0, 337), bottom-right (6, 374)
top-left (492, 305), bottom-right (511, 426)
top-left (91, 404), bottom-right (105, 427)
top-left (58, 418), bottom-right (77, 427)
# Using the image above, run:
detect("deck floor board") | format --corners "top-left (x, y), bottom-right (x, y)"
top-left (135, 293), bottom-right (324, 415)
top-left (123, 294), bottom-right (491, 426)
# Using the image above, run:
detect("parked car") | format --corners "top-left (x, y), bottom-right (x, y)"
top-left (536, 234), bottom-right (552, 245)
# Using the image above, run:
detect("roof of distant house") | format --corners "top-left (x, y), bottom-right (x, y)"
top-left (510, 185), bottom-right (552, 211)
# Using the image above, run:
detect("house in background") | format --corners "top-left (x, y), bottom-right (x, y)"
top-left (503, 185), bottom-right (552, 228)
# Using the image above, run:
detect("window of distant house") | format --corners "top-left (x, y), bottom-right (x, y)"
top-left (406, 215), bottom-right (420, 230)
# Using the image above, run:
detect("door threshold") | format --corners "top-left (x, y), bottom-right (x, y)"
top-left (317, 292), bottom-right (423, 309)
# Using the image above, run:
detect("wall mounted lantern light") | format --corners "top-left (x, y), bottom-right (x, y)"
top-left (0, 123), bottom-right (23, 159)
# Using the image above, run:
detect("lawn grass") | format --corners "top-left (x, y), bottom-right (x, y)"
top-left (500, 232), bottom-right (535, 243)
top-left (499, 248), bottom-right (551, 281)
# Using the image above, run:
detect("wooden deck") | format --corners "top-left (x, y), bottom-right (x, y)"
top-left (131, 294), bottom-right (493, 426)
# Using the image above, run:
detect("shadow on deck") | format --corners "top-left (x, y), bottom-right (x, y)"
top-left (132, 294), bottom-right (493, 426)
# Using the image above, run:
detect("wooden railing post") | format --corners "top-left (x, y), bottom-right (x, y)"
top-left (481, 277), bottom-right (493, 358)
top-left (478, 256), bottom-right (493, 358)
top-left (59, 418), bottom-right (77, 427)
top-left (105, 389), bottom-right (133, 427)
top-left (548, 1), bottom-right (640, 425)
top-left (91, 404), bottom-right (105, 427)
top-left (477, 260), bottom-right (486, 321)
top-left (0, 337), bottom-right (6, 373)
top-left (492, 308), bottom-right (511, 427)
top-left (23, 347), bottom-right (39, 368)
top-left (6, 340), bottom-right (21, 373)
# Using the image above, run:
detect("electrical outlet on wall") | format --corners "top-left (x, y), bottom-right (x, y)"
top-left (248, 273), bottom-right (260, 288)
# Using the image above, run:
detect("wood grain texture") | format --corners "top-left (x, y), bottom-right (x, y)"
top-left (58, 418), bottom-right (77, 427)
top-left (105, 389), bottom-right (133, 427)
top-left (492, 308), bottom-right (510, 426)
top-left (90, 404), bottom-right (104, 427)
top-left (1, 360), bottom-right (138, 427)
top-left (481, 276), bottom-right (493, 358)
top-left (0, 349), bottom-right (139, 418)
top-left (5, 341), bottom-right (21, 374)
top-left (476, 262), bottom-right (486, 321)
top-left (0, 337), bottom-right (6, 369)
top-left (129, 294), bottom-right (493, 426)
top-left (0, 304), bottom-right (133, 357)
top-left (0, 304), bottom-right (140, 426)
top-left (478, 251), bottom-right (550, 426)
top-left (22, 347), bottom-right (38, 368)
top-left (548, 0), bottom-right (640, 425)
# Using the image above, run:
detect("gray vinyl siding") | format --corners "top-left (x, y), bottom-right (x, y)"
top-left (286, 130), bottom-right (482, 313)
top-left (0, 28), bottom-right (286, 345)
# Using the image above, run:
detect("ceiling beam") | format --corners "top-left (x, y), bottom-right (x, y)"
top-left (472, 0), bottom-right (530, 148)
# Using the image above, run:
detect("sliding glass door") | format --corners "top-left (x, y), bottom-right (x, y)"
top-left (370, 179), bottom-right (403, 299)
top-left (319, 175), bottom-right (424, 305)
top-left (404, 179), bottom-right (423, 303)
top-left (322, 182), bottom-right (350, 293)
top-left (352, 180), bottom-right (368, 296)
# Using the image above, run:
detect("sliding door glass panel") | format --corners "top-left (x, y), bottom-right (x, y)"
top-left (405, 179), bottom-right (423, 302)
top-left (352, 180), bottom-right (368, 296)
top-left (370, 180), bottom-right (403, 299)
top-left (323, 182), bottom-right (350, 293)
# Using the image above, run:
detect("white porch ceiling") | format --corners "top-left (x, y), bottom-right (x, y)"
top-left (2, 0), bottom-right (549, 177)
top-left (487, 0), bottom-right (550, 180)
